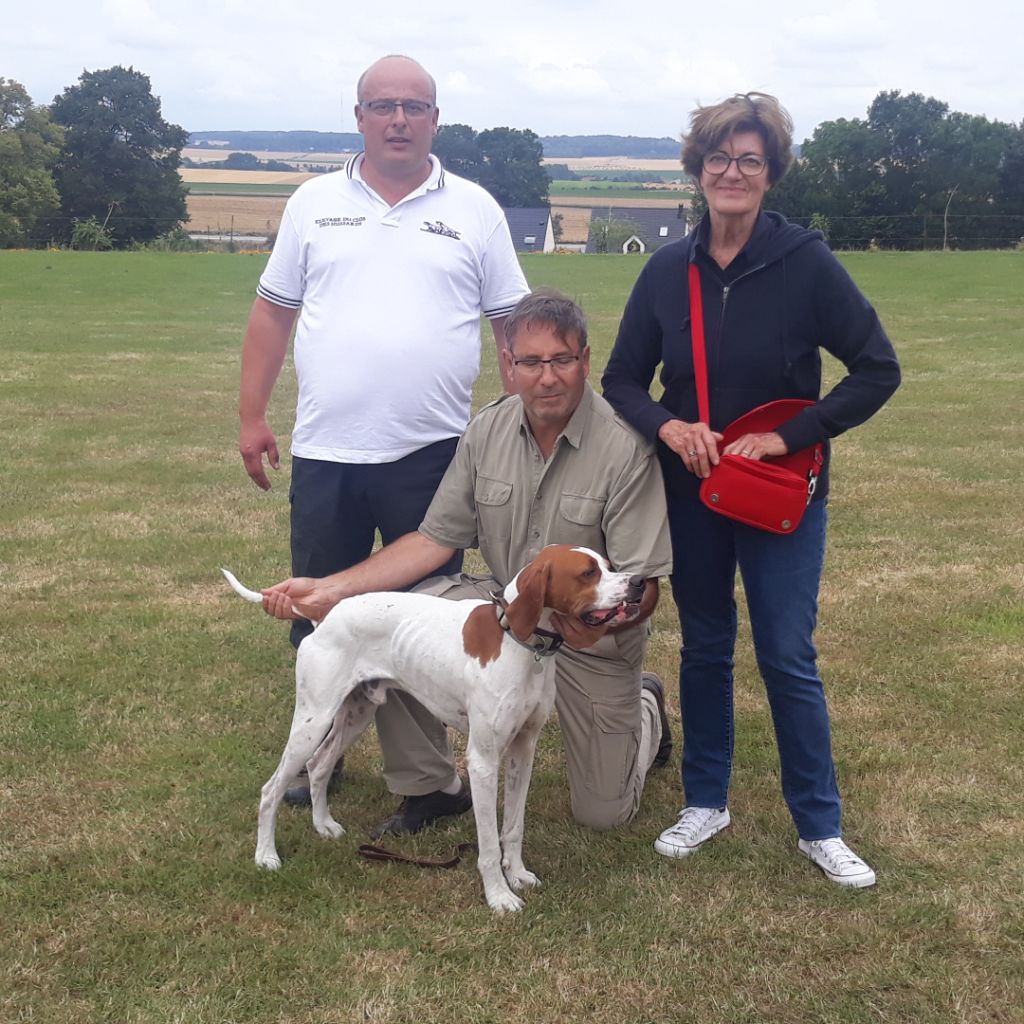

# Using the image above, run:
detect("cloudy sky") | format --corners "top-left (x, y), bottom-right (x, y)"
top-left (4, 0), bottom-right (1021, 145)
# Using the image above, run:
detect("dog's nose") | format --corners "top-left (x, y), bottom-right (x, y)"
top-left (626, 575), bottom-right (646, 602)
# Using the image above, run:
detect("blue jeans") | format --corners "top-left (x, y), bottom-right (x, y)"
top-left (663, 460), bottom-right (841, 840)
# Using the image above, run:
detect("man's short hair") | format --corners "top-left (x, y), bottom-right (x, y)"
top-left (505, 289), bottom-right (588, 352)
top-left (356, 55), bottom-right (437, 104)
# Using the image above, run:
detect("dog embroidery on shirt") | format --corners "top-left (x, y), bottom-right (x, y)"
top-left (421, 220), bottom-right (461, 240)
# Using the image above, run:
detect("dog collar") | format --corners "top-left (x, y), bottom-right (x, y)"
top-left (490, 592), bottom-right (564, 661)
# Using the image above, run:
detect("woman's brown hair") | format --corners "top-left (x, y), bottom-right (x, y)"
top-left (681, 92), bottom-right (794, 185)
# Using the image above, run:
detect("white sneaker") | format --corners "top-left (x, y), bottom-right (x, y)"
top-left (798, 837), bottom-right (876, 888)
top-left (654, 806), bottom-right (730, 858)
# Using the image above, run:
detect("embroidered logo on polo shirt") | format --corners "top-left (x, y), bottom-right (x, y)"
top-left (421, 220), bottom-right (461, 240)
top-left (315, 216), bottom-right (366, 228)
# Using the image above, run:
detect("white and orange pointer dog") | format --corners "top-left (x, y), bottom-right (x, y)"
top-left (223, 545), bottom-right (643, 914)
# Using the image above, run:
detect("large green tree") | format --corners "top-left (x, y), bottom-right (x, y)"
top-left (997, 122), bottom-right (1024, 210)
top-left (771, 91), bottom-right (1024, 249)
top-left (0, 78), bottom-right (62, 247)
top-left (49, 65), bottom-right (188, 246)
top-left (477, 127), bottom-right (549, 207)
top-left (432, 123), bottom-right (484, 180)
top-left (432, 124), bottom-right (549, 206)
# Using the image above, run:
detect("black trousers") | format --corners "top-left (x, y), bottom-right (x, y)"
top-left (288, 438), bottom-right (464, 649)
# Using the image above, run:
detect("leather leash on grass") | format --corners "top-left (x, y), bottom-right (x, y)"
top-left (356, 842), bottom-right (477, 869)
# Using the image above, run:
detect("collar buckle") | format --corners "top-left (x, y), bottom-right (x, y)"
top-left (490, 592), bottom-right (564, 661)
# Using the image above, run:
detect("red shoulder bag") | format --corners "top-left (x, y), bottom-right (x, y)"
top-left (688, 261), bottom-right (823, 535)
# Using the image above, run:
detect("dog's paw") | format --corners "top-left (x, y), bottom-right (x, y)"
top-left (255, 849), bottom-right (283, 871)
top-left (506, 867), bottom-right (541, 891)
top-left (315, 817), bottom-right (345, 840)
top-left (486, 887), bottom-right (525, 914)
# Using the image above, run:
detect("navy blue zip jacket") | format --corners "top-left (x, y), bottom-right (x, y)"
top-left (601, 210), bottom-right (901, 501)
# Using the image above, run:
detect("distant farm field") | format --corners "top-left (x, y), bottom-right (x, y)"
top-left (182, 150), bottom-right (682, 173)
top-left (186, 194), bottom-right (289, 236)
top-left (181, 169), bottom-right (314, 187)
top-left (545, 156), bottom-right (684, 172)
top-left (182, 148), bottom-right (352, 169)
top-left (185, 183), bottom-right (300, 196)
top-left (2, 249), bottom-right (1022, 1024)
top-left (549, 180), bottom-right (690, 202)
top-left (179, 160), bottom-right (692, 238)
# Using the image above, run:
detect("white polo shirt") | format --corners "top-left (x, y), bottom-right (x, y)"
top-left (257, 154), bottom-right (528, 463)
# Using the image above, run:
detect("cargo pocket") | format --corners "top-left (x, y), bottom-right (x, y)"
top-left (584, 700), bottom-right (640, 801)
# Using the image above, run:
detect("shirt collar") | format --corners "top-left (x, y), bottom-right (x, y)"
top-left (516, 382), bottom-right (595, 451)
top-left (346, 152), bottom-right (445, 197)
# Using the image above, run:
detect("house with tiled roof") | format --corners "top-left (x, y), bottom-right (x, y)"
top-left (502, 208), bottom-right (555, 253)
top-left (585, 204), bottom-right (689, 253)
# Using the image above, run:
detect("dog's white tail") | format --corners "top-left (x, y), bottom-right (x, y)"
top-left (220, 568), bottom-right (316, 625)
top-left (221, 568), bottom-right (264, 604)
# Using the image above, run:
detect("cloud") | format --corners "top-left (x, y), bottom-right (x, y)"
top-left (787, 0), bottom-right (885, 52)
top-left (520, 63), bottom-right (611, 101)
top-left (443, 71), bottom-right (472, 97)
top-left (4, 0), bottom-right (1023, 139)
top-left (101, 0), bottom-right (183, 49)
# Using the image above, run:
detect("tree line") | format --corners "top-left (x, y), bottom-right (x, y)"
top-left (186, 129), bottom-right (681, 160)
top-left (2, 67), bottom-right (1023, 250)
top-left (2, 67), bottom-right (188, 249)
top-left (769, 91), bottom-right (1024, 250)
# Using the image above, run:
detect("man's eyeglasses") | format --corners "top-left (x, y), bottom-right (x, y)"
top-left (512, 354), bottom-right (581, 375)
top-left (702, 151), bottom-right (767, 176)
top-left (361, 99), bottom-right (435, 118)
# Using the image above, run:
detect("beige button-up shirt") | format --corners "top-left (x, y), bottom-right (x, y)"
top-left (420, 385), bottom-right (672, 586)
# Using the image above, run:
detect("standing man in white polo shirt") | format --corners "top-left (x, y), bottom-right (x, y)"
top-left (237, 54), bottom-right (529, 814)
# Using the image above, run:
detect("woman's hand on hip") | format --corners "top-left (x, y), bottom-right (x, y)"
top-left (657, 419), bottom-right (724, 479)
top-left (722, 430), bottom-right (788, 460)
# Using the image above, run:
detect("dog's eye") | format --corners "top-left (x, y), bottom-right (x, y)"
top-left (581, 567), bottom-right (598, 579)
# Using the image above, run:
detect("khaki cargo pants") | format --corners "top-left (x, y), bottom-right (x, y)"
top-left (374, 573), bottom-right (658, 831)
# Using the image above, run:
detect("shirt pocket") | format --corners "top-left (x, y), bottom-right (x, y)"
top-left (557, 492), bottom-right (606, 552)
top-left (474, 474), bottom-right (514, 548)
top-left (558, 493), bottom-right (604, 526)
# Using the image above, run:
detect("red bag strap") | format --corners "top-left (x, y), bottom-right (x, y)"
top-left (687, 261), bottom-right (711, 426)
top-left (688, 260), bottom-right (824, 502)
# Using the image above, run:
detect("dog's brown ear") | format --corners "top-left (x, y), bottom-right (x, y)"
top-left (504, 560), bottom-right (551, 641)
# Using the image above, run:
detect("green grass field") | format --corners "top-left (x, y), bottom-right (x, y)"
top-left (549, 180), bottom-right (691, 201)
top-left (185, 182), bottom-right (301, 197)
top-left (1, 249), bottom-right (1022, 1023)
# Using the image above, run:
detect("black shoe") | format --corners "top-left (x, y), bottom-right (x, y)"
top-left (642, 672), bottom-right (673, 770)
top-left (368, 783), bottom-right (473, 840)
top-left (283, 757), bottom-right (344, 808)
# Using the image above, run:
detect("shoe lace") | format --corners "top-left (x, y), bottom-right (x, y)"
top-left (668, 807), bottom-right (718, 843)
top-left (814, 838), bottom-right (863, 871)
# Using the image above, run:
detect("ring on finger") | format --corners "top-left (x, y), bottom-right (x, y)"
top-left (687, 449), bottom-right (698, 457)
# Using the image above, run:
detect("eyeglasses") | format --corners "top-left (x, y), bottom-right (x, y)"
top-left (512, 354), bottom-right (581, 375)
top-left (702, 151), bottom-right (767, 176)
top-left (360, 99), bottom-right (435, 118)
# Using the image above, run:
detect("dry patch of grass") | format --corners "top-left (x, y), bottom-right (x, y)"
top-left (180, 168), bottom-right (316, 186)
top-left (550, 205), bottom-right (592, 243)
top-left (186, 194), bottom-right (288, 235)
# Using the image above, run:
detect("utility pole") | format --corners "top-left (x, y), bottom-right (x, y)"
top-left (943, 185), bottom-right (959, 252)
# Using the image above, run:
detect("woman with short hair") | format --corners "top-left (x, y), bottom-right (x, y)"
top-left (602, 92), bottom-right (901, 887)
